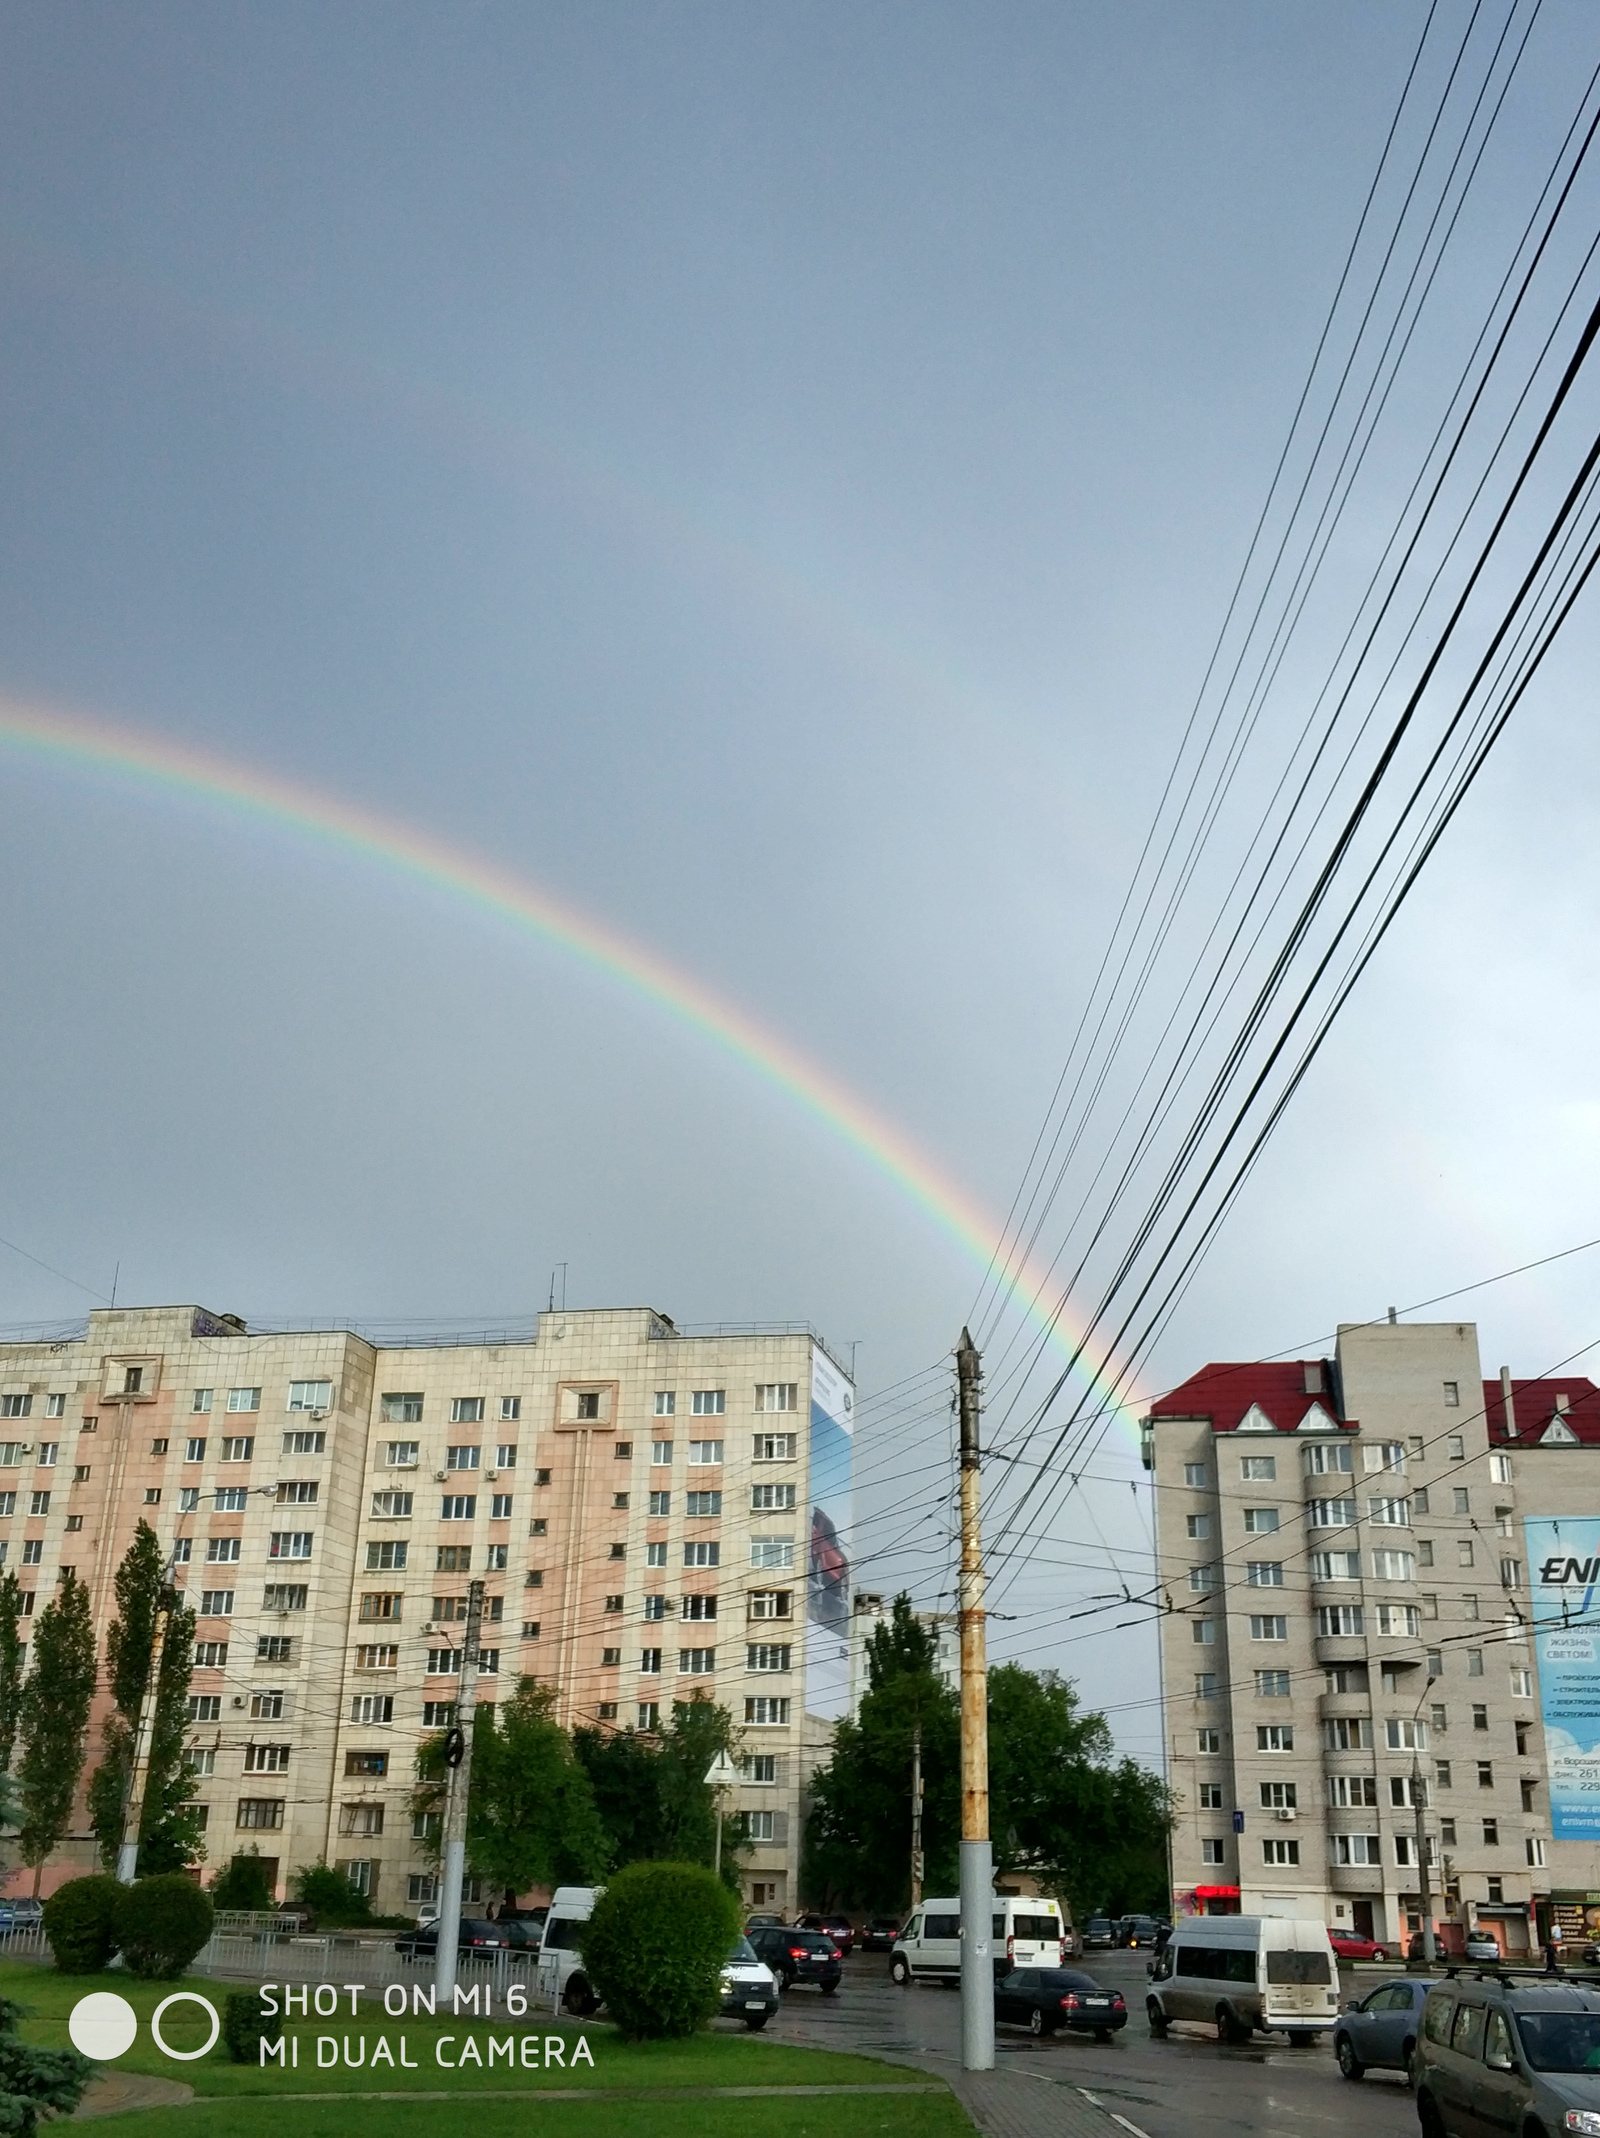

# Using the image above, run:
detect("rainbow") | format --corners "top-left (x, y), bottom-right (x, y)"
top-left (0, 693), bottom-right (1144, 1443)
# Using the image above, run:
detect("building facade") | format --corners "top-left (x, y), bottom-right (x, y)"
top-left (1147, 1318), bottom-right (1600, 1956)
top-left (0, 1303), bottom-right (856, 1917)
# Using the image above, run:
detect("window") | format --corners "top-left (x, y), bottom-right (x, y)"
top-left (686, 1491), bottom-right (721, 1517)
top-left (1196, 1728), bottom-right (1222, 1752)
top-left (268, 1531), bottom-right (312, 1560)
top-left (382, 1394), bottom-right (424, 1424)
top-left (1325, 1719), bottom-right (1371, 1750)
top-left (0, 1494), bottom-right (14, 1517)
top-left (642, 1596), bottom-right (667, 1621)
top-left (236, 1799), bottom-right (284, 1830)
top-left (1317, 1605), bottom-right (1364, 1636)
top-left (365, 1541), bottom-right (407, 1571)
top-left (1262, 1839), bottom-right (1299, 1866)
top-left (44, 1395), bottom-right (65, 1420)
top-left (1495, 1507), bottom-right (1514, 1538)
top-left (283, 1430), bottom-right (325, 1456)
top-left (436, 1545), bottom-right (470, 1571)
top-left (1432, 1702), bottom-right (1449, 1732)
top-left (385, 1442), bottom-right (419, 1468)
top-left (0, 1399), bottom-right (29, 1422)
top-left (355, 1643), bottom-right (399, 1670)
top-left (245, 1743), bottom-right (291, 1774)
top-left (1376, 1603), bottom-right (1422, 1637)
top-left (679, 1594), bottom-right (715, 1621)
top-left (534, 1470), bottom-right (551, 1485)
top-left (654, 1392), bottom-right (676, 1417)
top-left (1200, 1838), bottom-right (1227, 1865)
top-left (209, 1486), bottom-right (247, 1511)
top-left (1255, 1670), bottom-right (1291, 1697)
top-left (1186, 1514), bottom-right (1211, 1539)
top-left (1490, 1453), bottom-right (1513, 1483)
top-left (648, 1492), bottom-right (671, 1517)
top-left (650, 1441), bottom-right (674, 1468)
top-left (600, 1647), bottom-right (622, 1667)
top-left (522, 1620), bottom-right (541, 1639)
top-left (1372, 1550), bottom-right (1415, 1581)
top-left (206, 1537), bottom-right (240, 1563)
top-left (689, 1441), bottom-right (724, 1466)
top-left (499, 1396), bottom-right (521, 1424)
top-left (1188, 1566), bottom-right (1217, 1591)
top-left (64, 1514), bottom-right (82, 1532)
top-left (1414, 1488), bottom-right (1430, 1514)
top-left (1249, 1616), bottom-right (1288, 1641)
top-left (338, 1803), bottom-right (384, 1838)
top-left (1418, 1540), bottom-right (1435, 1567)
top-left (262, 1584), bottom-right (308, 1610)
top-left (193, 1641), bottom-right (228, 1668)
top-left (0, 1449), bottom-right (22, 1470)
top-left (747, 1644), bottom-right (791, 1672)
top-left (1364, 1441), bottom-right (1407, 1475)
top-left (186, 1749), bottom-right (217, 1778)
top-left (1468, 1703), bottom-right (1489, 1732)
top-left (1192, 1620), bottom-right (1215, 1646)
top-left (1307, 1498), bottom-right (1357, 1528)
top-left (450, 1397), bottom-right (484, 1424)
top-left (1443, 1380), bottom-right (1459, 1406)
top-left (258, 1635), bottom-right (294, 1660)
top-left (525, 1569), bottom-right (542, 1588)
top-left (745, 1754), bottom-right (778, 1784)
top-left (1448, 1435), bottom-right (1465, 1461)
top-left (1327, 1775), bottom-right (1378, 1806)
top-left (287, 1381), bottom-right (332, 1412)
top-left (1368, 1496), bottom-right (1411, 1527)
top-left (1259, 1781), bottom-right (1297, 1809)
top-left (1439, 1814), bottom-right (1456, 1841)
top-left (753, 1433), bottom-right (797, 1461)
top-left (198, 1590), bottom-right (234, 1617)
top-left (1183, 1463), bottom-right (1207, 1487)
top-left (1527, 1836), bottom-right (1547, 1867)
top-left (440, 1495), bottom-right (476, 1521)
top-left (1303, 1443), bottom-right (1353, 1475)
top-left (691, 1391), bottom-right (725, 1416)
top-left (645, 1541), bottom-right (667, 1567)
top-left (1193, 1673), bottom-right (1217, 1697)
top-left (612, 1493), bottom-right (629, 1512)
top-left (35, 1444), bottom-right (57, 1468)
top-left (1385, 1718), bottom-right (1427, 1750)
top-left (427, 1649), bottom-right (462, 1675)
top-left (1462, 1592), bottom-right (1480, 1620)
top-left (1500, 1557), bottom-right (1523, 1589)
top-left (1240, 1456), bottom-right (1277, 1480)
top-left (1331, 1833), bottom-right (1381, 1866)
top-left (188, 1696), bottom-right (222, 1723)
top-left (221, 1437), bottom-right (253, 1462)
top-left (637, 1701), bottom-right (661, 1730)
top-left (143, 1488), bottom-right (160, 1506)
top-left (1257, 1726), bottom-right (1294, 1752)
top-left (1466, 1648), bottom-right (1484, 1678)
top-left (1390, 1774), bottom-right (1428, 1808)
top-left (185, 1437), bottom-right (207, 1464)
top-left (1423, 1591), bottom-right (1439, 1618)
top-left (745, 1698), bottom-right (790, 1725)
top-left (1482, 1817), bottom-right (1499, 1846)
top-left (491, 1495), bottom-right (513, 1519)
top-left (1246, 1561), bottom-right (1284, 1586)
top-left (226, 1389), bottom-right (261, 1414)
top-left (19, 1541), bottom-right (41, 1566)
top-left (370, 1490), bottom-right (413, 1519)
top-left (446, 1445), bottom-right (480, 1470)
top-left (640, 1649), bottom-right (662, 1674)
top-left (421, 1701), bottom-right (455, 1728)
top-left (1243, 1507), bottom-right (1280, 1533)
top-left (748, 1590), bottom-right (792, 1620)
top-left (679, 1648), bottom-right (715, 1674)
top-left (192, 1390), bottom-right (213, 1414)
top-left (250, 1690), bottom-right (286, 1721)
top-left (1511, 1666), bottom-right (1534, 1698)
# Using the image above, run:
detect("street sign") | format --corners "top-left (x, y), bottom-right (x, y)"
top-left (1232, 1811), bottom-right (1245, 1833)
top-left (704, 1751), bottom-right (740, 1788)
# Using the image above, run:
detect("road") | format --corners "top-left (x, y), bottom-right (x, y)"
top-left (759, 1949), bottom-right (1419, 2138)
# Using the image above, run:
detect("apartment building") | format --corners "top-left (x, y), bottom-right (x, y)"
top-left (1146, 1318), bottom-right (1598, 1957)
top-left (0, 1303), bottom-right (855, 1917)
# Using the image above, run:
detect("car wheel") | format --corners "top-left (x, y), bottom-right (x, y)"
top-left (820, 1981), bottom-right (838, 1997)
top-left (745, 2015), bottom-right (770, 2031)
top-left (1286, 2031), bottom-right (1315, 2048)
top-left (1028, 2007), bottom-right (1045, 2037)
top-left (563, 1975), bottom-right (597, 2018)
top-left (1146, 1999), bottom-right (1168, 2038)
top-left (1216, 2007), bottom-right (1250, 2046)
top-left (1336, 2033), bottom-right (1365, 2080)
top-left (1403, 2040), bottom-right (1419, 2088)
top-left (890, 1957), bottom-right (910, 1986)
top-left (1094, 2029), bottom-right (1111, 2044)
top-left (1372, 1947), bottom-right (1388, 1962)
top-left (1416, 2093), bottom-right (1446, 2138)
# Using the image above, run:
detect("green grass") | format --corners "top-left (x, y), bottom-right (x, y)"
top-left (0, 1961), bottom-right (942, 2101)
top-left (97, 2092), bottom-right (970, 2138)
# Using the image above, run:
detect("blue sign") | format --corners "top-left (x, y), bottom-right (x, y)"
top-left (1232, 1811), bottom-right (1245, 1833)
top-left (1524, 1515), bottom-right (1600, 1839)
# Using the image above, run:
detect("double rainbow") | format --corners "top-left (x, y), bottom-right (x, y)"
top-left (0, 694), bottom-right (1143, 1448)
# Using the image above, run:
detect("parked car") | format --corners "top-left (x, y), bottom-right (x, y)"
top-left (1117, 1915), bottom-right (1160, 1949)
top-left (1081, 1917), bottom-right (1116, 1951)
top-left (861, 1917), bottom-right (901, 1953)
top-left (1146, 1915), bottom-right (1339, 2044)
top-left (497, 1918), bottom-right (544, 1953)
top-left (1414, 1972), bottom-right (1600, 2138)
top-left (394, 1917), bottom-right (510, 1960)
top-left (0, 1900), bottom-right (42, 1932)
top-left (746, 1925), bottom-right (843, 1994)
top-left (797, 1912), bottom-right (855, 1952)
top-left (719, 1936), bottom-right (780, 2030)
top-left (1334, 1977), bottom-right (1432, 2081)
top-left (746, 1913), bottom-right (785, 1930)
top-left (995, 1967), bottom-right (1127, 2042)
top-left (1462, 1932), bottom-right (1502, 1964)
top-left (1329, 1931), bottom-right (1391, 1963)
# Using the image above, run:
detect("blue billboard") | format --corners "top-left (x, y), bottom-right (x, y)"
top-left (1524, 1515), bottom-right (1600, 1840)
top-left (805, 1347), bottom-right (854, 1720)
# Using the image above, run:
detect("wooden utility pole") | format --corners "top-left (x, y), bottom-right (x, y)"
top-left (116, 1601), bottom-right (171, 1884)
top-left (956, 1329), bottom-right (993, 2071)
top-left (435, 1579), bottom-right (484, 2001)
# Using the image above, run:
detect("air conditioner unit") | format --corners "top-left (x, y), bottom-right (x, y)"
top-left (1275, 1809), bottom-right (1296, 1822)
top-left (231, 1696), bottom-right (245, 1709)
top-left (485, 1470), bottom-right (498, 1481)
top-left (434, 1471), bottom-right (448, 1482)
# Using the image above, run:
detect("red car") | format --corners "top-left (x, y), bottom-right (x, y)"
top-left (1329, 1931), bottom-right (1390, 1963)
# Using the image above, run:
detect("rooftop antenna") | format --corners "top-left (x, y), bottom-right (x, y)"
top-left (548, 1263), bottom-right (567, 1313)
top-left (110, 1261), bottom-right (119, 1309)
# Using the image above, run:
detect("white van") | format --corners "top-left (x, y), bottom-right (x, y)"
top-left (890, 1895), bottom-right (1068, 1984)
top-left (535, 1885), bottom-right (604, 2015)
top-left (1146, 1916), bottom-right (1339, 2044)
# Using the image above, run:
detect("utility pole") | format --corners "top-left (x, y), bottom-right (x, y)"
top-left (956, 1329), bottom-right (993, 2072)
top-left (116, 1600), bottom-right (171, 1883)
top-left (910, 1720), bottom-right (924, 1909)
top-left (1413, 1753), bottom-right (1437, 1966)
top-left (435, 1579), bottom-right (484, 2003)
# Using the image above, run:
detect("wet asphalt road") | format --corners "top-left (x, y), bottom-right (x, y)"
top-left (756, 1948), bottom-right (1419, 2138)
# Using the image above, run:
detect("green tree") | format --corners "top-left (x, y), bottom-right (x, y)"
top-left (573, 1695), bottom-right (742, 1882)
top-left (413, 1679), bottom-right (607, 1900)
top-left (86, 1524), bottom-right (204, 1873)
top-left (802, 1595), bottom-right (960, 1910)
top-left (0, 1993), bottom-right (92, 2132)
top-left (15, 1573), bottom-right (97, 1889)
top-left (0, 1574), bottom-right (25, 1776)
top-left (209, 1850), bottom-right (276, 1912)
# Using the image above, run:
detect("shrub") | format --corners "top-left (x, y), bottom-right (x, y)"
top-left (0, 1993), bottom-right (92, 2133)
top-left (291, 1862), bottom-right (371, 1927)
top-left (581, 1861), bottom-right (742, 2039)
top-left (41, 1876), bottom-right (123, 1974)
top-left (209, 1852), bottom-right (276, 1913)
top-left (222, 1989), bottom-right (282, 2065)
top-left (115, 1874), bottom-right (214, 1980)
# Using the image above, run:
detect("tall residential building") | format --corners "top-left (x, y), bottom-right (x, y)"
top-left (0, 1303), bottom-right (855, 1917)
top-left (1147, 1318), bottom-right (1600, 1957)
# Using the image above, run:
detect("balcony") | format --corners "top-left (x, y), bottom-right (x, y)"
top-left (1330, 1864), bottom-right (1384, 1896)
top-left (1314, 1635), bottom-right (1366, 1668)
top-left (1319, 1690), bottom-right (1372, 1723)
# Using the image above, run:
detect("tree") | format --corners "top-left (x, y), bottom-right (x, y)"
top-left (572, 1695), bottom-right (742, 1882)
top-left (0, 1575), bottom-right (25, 1777)
top-left (209, 1850), bottom-right (276, 1912)
top-left (86, 1524), bottom-right (204, 1874)
top-left (15, 1573), bottom-right (96, 1889)
top-left (413, 1679), bottom-right (607, 1899)
top-left (0, 1993), bottom-right (92, 2132)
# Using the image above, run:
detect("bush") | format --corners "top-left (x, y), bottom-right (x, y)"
top-left (209, 1852), bottom-right (276, 1912)
top-left (41, 1876), bottom-right (123, 1974)
top-left (291, 1862), bottom-right (371, 1927)
top-left (581, 1861), bottom-right (742, 2039)
top-left (0, 1992), bottom-right (92, 2133)
top-left (115, 1875), bottom-right (214, 1980)
top-left (222, 1989), bottom-right (282, 2065)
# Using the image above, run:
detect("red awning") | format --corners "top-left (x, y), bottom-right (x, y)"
top-left (1194, 1885), bottom-right (1241, 1899)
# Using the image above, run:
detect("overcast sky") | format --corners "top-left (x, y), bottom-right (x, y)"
top-left (5, 3), bottom-right (1600, 1757)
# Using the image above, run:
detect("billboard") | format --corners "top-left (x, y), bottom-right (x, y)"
top-left (1524, 1516), bottom-right (1600, 1839)
top-left (805, 1347), bottom-right (854, 1719)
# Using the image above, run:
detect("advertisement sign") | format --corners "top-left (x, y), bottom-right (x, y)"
top-left (1524, 1516), bottom-right (1600, 1839)
top-left (805, 1347), bottom-right (854, 1720)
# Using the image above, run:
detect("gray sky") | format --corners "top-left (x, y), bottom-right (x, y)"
top-left (5, 3), bottom-right (1600, 1758)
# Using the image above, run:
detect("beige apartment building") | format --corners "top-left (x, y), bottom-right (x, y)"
top-left (0, 1303), bottom-right (856, 1917)
top-left (1148, 1318), bottom-right (1600, 1956)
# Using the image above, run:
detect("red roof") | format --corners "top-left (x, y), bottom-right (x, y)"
top-left (1484, 1378), bottom-right (1600, 1446)
top-left (1149, 1360), bottom-right (1349, 1434)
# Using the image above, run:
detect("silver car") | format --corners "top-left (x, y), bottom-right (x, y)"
top-left (1415, 1975), bottom-right (1600, 2138)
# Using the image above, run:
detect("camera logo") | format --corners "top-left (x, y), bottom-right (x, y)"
top-left (69, 1991), bottom-right (219, 2062)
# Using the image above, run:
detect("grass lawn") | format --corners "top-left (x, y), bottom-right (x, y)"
top-left (0, 1962), bottom-right (968, 2138)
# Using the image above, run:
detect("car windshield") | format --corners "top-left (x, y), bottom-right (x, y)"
top-left (1515, 2013), bottom-right (1600, 2072)
top-left (1035, 1970), bottom-right (1100, 1990)
top-left (542, 1919), bottom-right (585, 1951)
top-left (727, 1937), bottom-right (758, 1962)
top-left (791, 1934), bottom-right (832, 1951)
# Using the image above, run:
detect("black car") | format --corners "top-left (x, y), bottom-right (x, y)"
top-left (394, 1916), bottom-right (510, 1960)
top-left (1081, 1917), bottom-right (1115, 1951)
top-left (995, 1966), bottom-right (1127, 2041)
top-left (861, 1917), bottom-right (902, 1953)
top-left (1117, 1915), bottom-right (1160, 1949)
top-left (747, 1925), bottom-right (843, 1993)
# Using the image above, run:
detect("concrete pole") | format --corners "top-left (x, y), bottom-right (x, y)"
top-left (435, 1579), bottom-right (484, 2003)
top-left (956, 1329), bottom-right (993, 2072)
top-left (910, 1720), bottom-right (924, 1909)
top-left (116, 1603), bottom-right (170, 1883)
top-left (1414, 1752), bottom-right (1437, 1965)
